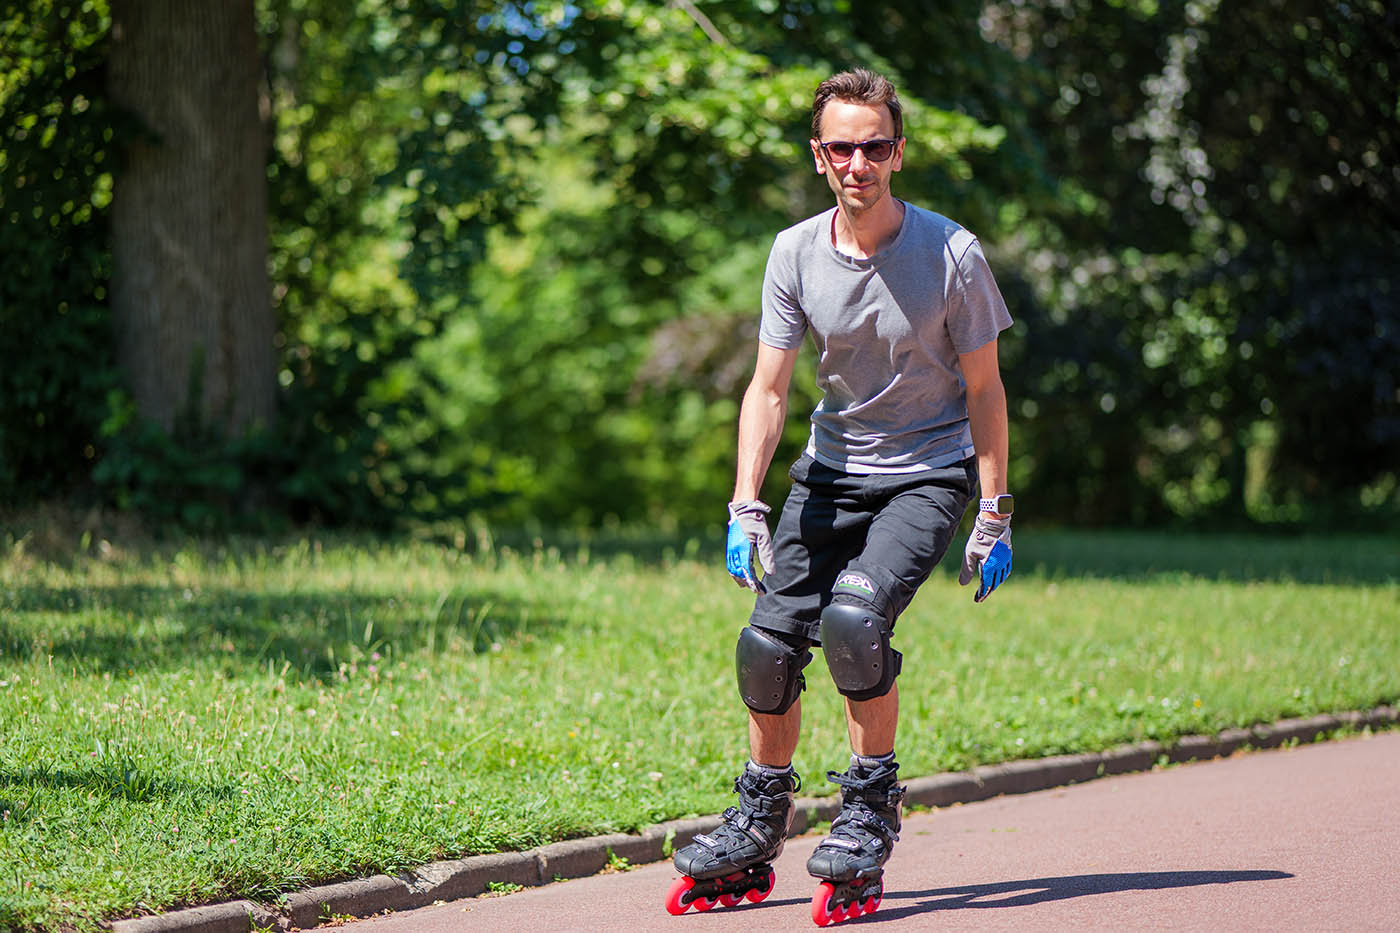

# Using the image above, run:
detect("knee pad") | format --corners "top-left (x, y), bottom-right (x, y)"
top-left (819, 600), bottom-right (901, 701)
top-left (736, 627), bottom-right (812, 715)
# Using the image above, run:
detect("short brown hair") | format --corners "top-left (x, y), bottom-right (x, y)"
top-left (811, 69), bottom-right (904, 141)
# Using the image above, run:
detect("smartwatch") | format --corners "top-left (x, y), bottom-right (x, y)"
top-left (979, 494), bottom-right (1014, 516)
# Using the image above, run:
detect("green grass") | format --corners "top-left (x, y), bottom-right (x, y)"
top-left (0, 525), bottom-right (1396, 930)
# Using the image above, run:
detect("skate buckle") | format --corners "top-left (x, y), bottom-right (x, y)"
top-left (820, 837), bottom-right (860, 851)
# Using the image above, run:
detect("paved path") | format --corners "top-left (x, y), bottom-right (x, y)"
top-left (348, 731), bottom-right (1400, 931)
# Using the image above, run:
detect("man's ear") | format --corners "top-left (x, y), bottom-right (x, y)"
top-left (810, 139), bottom-right (827, 175)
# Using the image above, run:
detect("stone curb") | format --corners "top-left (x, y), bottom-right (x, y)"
top-left (111, 705), bottom-right (1398, 932)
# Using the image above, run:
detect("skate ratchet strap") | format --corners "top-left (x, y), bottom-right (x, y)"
top-left (828, 808), bottom-right (899, 848)
top-left (818, 835), bottom-right (862, 851)
top-left (826, 766), bottom-right (901, 790)
top-left (715, 807), bottom-right (774, 849)
top-left (722, 806), bottom-right (759, 832)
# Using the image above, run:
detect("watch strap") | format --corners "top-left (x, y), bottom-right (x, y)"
top-left (979, 494), bottom-right (1014, 515)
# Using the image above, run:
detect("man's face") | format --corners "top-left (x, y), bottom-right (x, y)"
top-left (810, 99), bottom-right (904, 216)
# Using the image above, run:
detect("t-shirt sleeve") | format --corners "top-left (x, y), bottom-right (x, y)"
top-left (759, 234), bottom-right (808, 349)
top-left (946, 235), bottom-right (1013, 354)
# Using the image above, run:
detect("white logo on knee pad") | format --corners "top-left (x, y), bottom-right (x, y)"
top-left (834, 572), bottom-right (875, 597)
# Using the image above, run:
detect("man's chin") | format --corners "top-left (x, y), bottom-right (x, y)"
top-left (840, 189), bottom-right (883, 214)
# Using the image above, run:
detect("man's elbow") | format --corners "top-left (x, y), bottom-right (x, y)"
top-left (965, 373), bottom-right (1006, 402)
top-left (746, 379), bottom-right (787, 409)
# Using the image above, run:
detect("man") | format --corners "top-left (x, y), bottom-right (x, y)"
top-left (665, 69), bottom-right (1015, 924)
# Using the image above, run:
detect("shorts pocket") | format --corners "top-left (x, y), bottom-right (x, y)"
top-left (788, 452), bottom-right (816, 482)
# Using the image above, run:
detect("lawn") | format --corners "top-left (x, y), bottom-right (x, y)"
top-left (0, 524), bottom-right (1396, 930)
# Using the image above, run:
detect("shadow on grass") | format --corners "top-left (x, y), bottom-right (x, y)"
top-left (0, 763), bottom-right (235, 809)
top-left (880, 870), bottom-right (1294, 917)
top-left (1007, 530), bottom-right (1399, 585)
top-left (482, 526), bottom-right (1399, 585)
top-left (0, 582), bottom-right (564, 679)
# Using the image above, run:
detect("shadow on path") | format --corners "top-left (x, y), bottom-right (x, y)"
top-left (879, 870), bottom-right (1293, 917)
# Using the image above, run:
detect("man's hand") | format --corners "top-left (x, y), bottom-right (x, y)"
top-left (726, 500), bottom-right (775, 593)
top-left (959, 513), bottom-right (1012, 602)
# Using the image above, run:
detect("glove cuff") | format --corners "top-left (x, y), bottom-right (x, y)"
top-left (728, 499), bottom-right (771, 520)
top-left (973, 513), bottom-right (1011, 535)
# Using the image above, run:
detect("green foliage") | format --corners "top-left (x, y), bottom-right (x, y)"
top-left (251, 0), bottom-right (585, 524)
top-left (1, 0), bottom-right (1396, 529)
top-left (986, 0), bottom-right (1400, 525)
top-left (91, 388), bottom-right (306, 532)
top-left (72, 0), bottom-right (574, 528)
top-left (92, 391), bottom-right (245, 530)
top-left (409, 1), bottom-right (1019, 525)
top-left (1182, 0), bottom-right (1400, 515)
top-left (0, 1), bottom-right (119, 502)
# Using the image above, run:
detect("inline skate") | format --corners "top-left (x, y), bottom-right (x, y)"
top-left (665, 762), bottom-right (800, 914)
top-left (806, 757), bottom-right (904, 926)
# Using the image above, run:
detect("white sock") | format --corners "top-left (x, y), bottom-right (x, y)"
top-left (851, 750), bottom-right (896, 771)
top-left (747, 759), bottom-right (795, 778)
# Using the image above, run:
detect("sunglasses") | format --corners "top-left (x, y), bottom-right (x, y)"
top-left (817, 138), bottom-right (900, 163)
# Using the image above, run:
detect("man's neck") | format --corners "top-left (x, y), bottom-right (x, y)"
top-left (832, 197), bottom-right (905, 260)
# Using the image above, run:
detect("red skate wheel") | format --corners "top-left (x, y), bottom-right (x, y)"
top-left (811, 881), bottom-right (838, 926)
top-left (865, 877), bottom-right (884, 914)
top-left (747, 869), bottom-right (776, 903)
top-left (719, 871), bottom-right (746, 906)
top-left (693, 892), bottom-right (719, 911)
top-left (665, 876), bottom-right (696, 915)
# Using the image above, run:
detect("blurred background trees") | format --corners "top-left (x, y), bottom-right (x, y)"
top-left (1, 0), bottom-right (1396, 531)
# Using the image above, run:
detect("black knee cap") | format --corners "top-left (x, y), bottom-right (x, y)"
top-left (736, 627), bottom-right (812, 714)
top-left (819, 600), bottom-right (901, 701)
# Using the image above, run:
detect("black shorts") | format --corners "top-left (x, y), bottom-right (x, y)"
top-left (749, 452), bottom-right (977, 645)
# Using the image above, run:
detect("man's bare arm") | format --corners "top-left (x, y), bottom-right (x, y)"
top-left (959, 339), bottom-right (1009, 512)
top-left (733, 342), bottom-right (801, 502)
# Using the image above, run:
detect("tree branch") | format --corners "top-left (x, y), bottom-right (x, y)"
top-left (671, 0), bottom-right (727, 45)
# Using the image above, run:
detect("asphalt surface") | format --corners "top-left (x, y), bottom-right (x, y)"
top-left (345, 730), bottom-right (1400, 932)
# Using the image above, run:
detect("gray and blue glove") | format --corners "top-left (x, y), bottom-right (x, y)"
top-left (959, 513), bottom-right (1012, 602)
top-left (726, 499), bottom-right (774, 594)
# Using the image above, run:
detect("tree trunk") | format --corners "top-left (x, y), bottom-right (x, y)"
top-left (107, 0), bottom-right (274, 434)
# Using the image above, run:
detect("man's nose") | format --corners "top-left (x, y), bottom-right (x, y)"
top-left (848, 147), bottom-right (871, 172)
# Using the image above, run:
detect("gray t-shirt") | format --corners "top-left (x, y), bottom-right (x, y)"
top-left (760, 202), bottom-right (1012, 473)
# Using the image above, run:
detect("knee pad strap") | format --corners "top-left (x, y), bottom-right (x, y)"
top-left (819, 601), bottom-right (901, 701)
top-left (736, 627), bottom-right (812, 714)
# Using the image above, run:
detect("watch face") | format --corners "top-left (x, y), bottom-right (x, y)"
top-left (983, 495), bottom-right (1013, 514)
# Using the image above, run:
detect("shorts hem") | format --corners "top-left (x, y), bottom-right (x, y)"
top-left (748, 611), bottom-right (822, 645)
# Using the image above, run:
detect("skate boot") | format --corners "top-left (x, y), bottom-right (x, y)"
top-left (664, 762), bottom-right (800, 915)
top-left (806, 756), bottom-right (905, 926)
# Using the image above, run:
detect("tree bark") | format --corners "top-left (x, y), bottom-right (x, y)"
top-left (107, 0), bottom-right (274, 434)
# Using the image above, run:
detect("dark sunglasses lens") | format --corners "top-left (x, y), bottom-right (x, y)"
top-left (825, 141), bottom-right (893, 162)
top-left (864, 141), bottom-right (892, 161)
